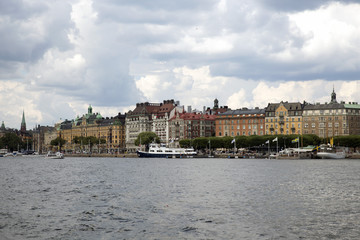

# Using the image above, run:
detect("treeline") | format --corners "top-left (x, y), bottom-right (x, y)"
top-left (179, 134), bottom-right (360, 150)
top-left (0, 132), bottom-right (32, 152)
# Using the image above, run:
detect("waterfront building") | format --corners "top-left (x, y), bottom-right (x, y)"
top-left (265, 102), bottom-right (304, 135)
top-left (216, 108), bottom-right (265, 137)
top-left (152, 101), bottom-right (184, 145)
top-left (125, 100), bottom-right (180, 152)
top-left (57, 105), bottom-right (126, 153)
top-left (302, 89), bottom-right (360, 137)
top-left (43, 127), bottom-right (58, 151)
top-left (32, 125), bottom-right (56, 153)
top-left (169, 112), bottom-right (216, 147)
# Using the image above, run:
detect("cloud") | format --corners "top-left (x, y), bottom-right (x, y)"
top-left (1, 0), bottom-right (360, 129)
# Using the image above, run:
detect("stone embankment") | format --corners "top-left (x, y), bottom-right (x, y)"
top-left (65, 153), bottom-right (138, 158)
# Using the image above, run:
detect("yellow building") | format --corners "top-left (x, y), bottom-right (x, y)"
top-left (265, 101), bottom-right (304, 135)
top-left (57, 105), bottom-right (126, 153)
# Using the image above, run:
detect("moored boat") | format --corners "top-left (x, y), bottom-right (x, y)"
top-left (316, 145), bottom-right (346, 159)
top-left (137, 143), bottom-right (197, 158)
top-left (0, 149), bottom-right (7, 157)
top-left (45, 151), bottom-right (64, 159)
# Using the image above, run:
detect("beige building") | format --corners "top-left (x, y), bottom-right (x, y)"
top-left (302, 89), bottom-right (360, 137)
top-left (58, 105), bottom-right (126, 153)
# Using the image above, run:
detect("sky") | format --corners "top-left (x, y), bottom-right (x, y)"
top-left (1, 0), bottom-right (360, 129)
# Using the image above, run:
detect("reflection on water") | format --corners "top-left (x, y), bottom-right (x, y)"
top-left (0, 157), bottom-right (359, 239)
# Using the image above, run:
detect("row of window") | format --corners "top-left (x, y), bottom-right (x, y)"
top-left (266, 117), bottom-right (301, 123)
top-left (218, 119), bottom-right (263, 124)
top-left (266, 123), bottom-right (300, 129)
top-left (219, 125), bottom-right (263, 130)
top-left (218, 131), bottom-right (264, 136)
top-left (304, 122), bottom-right (346, 128)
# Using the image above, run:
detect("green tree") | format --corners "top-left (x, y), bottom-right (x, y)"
top-left (179, 139), bottom-right (191, 148)
top-left (134, 132), bottom-right (160, 146)
top-left (0, 132), bottom-right (23, 152)
top-left (50, 137), bottom-right (66, 150)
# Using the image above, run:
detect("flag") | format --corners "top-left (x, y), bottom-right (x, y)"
top-left (330, 137), bottom-right (334, 146)
top-left (272, 137), bottom-right (278, 142)
top-left (312, 145), bottom-right (320, 152)
top-left (265, 140), bottom-right (269, 144)
top-left (291, 137), bottom-right (299, 143)
top-left (231, 138), bottom-right (235, 144)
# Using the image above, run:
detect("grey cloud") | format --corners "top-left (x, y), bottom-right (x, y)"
top-left (0, 1), bottom-right (73, 65)
top-left (258, 0), bottom-right (357, 12)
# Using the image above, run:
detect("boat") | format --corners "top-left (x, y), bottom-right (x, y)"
top-left (0, 149), bottom-right (7, 157)
top-left (137, 143), bottom-right (197, 158)
top-left (45, 151), bottom-right (64, 159)
top-left (276, 147), bottom-right (314, 159)
top-left (316, 145), bottom-right (346, 159)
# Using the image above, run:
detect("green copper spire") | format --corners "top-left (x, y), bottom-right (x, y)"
top-left (1, 121), bottom-right (5, 130)
top-left (21, 110), bottom-right (26, 131)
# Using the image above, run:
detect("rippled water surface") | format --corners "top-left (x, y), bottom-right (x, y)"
top-left (1, 157), bottom-right (359, 239)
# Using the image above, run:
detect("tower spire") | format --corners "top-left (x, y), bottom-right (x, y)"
top-left (330, 86), bottom-right (337, 104)
top-left (21, 110), bottom-right (26, 132)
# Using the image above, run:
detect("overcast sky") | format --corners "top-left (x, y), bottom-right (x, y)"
top-left (1, 0), bottom-right (360, 129)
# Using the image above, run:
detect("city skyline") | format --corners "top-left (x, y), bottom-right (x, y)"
top-left (1, 0), bottom-right (360, 129)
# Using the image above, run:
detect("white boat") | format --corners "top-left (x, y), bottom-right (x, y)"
top-left (45, 151), bottom-right (64, 159)
top-left (316, 145), bottom-right (346, 159)
top-left (137, 143), bottom-right (197, 158)
top-left (0, 149), bottom-right (7, 157)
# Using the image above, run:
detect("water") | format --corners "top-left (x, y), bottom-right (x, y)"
top-left (0, 157), bottom-right (359, 240)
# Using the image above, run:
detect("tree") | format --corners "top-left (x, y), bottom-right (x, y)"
top-left (72, 136), bottom-right (105, 152)
top-left (50, 137), bottom-right (66, 150)
top-left (0, 132), bottom-right (23, 152)
top-left (134, 132), bottom-right (160, 146)
top-left (179, 139), bottom-right (191, 148)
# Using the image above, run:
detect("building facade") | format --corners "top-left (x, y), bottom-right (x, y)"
top-left (215, 108), bottom-right (266, 137)
top-left (302, 90), bottom-right (360, 137)
top-left (169, 112), bottom-right (216, 147)
top-left (57, 105), bottom-right (126, 153)
top-left (125, 100), bottom-right (179, 152)
top-left (265, 102), bottom-right (304, 135)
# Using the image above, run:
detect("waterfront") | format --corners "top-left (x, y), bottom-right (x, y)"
top-left (0, 157), bottom-right (359, 239)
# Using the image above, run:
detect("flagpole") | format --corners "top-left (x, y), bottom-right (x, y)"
top-left (233, 139), bottom-right (235, 155)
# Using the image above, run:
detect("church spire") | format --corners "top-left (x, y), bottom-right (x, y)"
top-left (21, 110), bottom-right (26, 132)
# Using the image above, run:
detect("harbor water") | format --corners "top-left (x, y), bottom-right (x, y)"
top-left (0, 157), bottom-right (359, 239)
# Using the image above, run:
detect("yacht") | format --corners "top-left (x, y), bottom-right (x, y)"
top-left (316, 145), bottom-right (346, 159)
top-left (137, 143), bottom-right (197, 158)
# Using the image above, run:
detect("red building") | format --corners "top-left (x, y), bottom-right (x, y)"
top-left (169, 112), bottom-right (216, 147)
